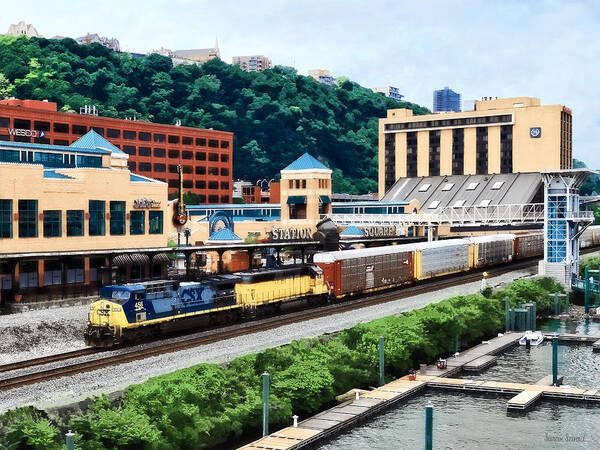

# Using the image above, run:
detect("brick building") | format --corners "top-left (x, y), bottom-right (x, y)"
top-left (0, 99), bottom-right (233, 203)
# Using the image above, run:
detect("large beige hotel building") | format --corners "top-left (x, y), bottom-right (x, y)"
top-left (378, 97), bottom-right (572, 198)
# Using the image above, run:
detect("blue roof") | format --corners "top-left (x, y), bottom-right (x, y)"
top-left (0, 139), bottom-right (110, 155)
top-left (71, 130), bottom-right (126, 155)
top-left (283, 153), bottom-right (329, 171)
top-left (43, 170), bottom-right (75, 179)
top-left (340, 225), bottom-right (365, 237)
top-left (130, 173), bottom-right (155, 183)
top-left (208, 228), bottom-right (243, 242)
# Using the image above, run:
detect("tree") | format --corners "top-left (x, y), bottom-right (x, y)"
top-left (0, 73), bottom-right (15, 99)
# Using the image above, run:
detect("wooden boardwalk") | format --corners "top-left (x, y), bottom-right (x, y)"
top-left (239, 331), bottom-right (600, 449)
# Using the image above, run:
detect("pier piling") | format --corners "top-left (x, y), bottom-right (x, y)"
top-left (379, 336), bottom-right (385, 387)
top-left (262, 372), bottom-right (270, 436)
top-left (425, 402), bottom-right (433, 450)
top-left (66, 430), bottom-right (75, 450)
top-left (552, 337), bottom-right (558, 386)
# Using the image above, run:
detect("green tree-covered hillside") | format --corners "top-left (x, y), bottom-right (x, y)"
top-left (0, 35), bottom-right (429, 193)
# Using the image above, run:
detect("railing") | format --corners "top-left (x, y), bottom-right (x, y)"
top-left (565, 211), bottom-right (595, 221)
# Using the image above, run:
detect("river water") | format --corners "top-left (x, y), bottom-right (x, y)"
top-left (321, 319), bottom-right (600, 449)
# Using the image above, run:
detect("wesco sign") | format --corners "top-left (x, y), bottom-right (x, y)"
top-left (8, 129), bottom-right (45, 138)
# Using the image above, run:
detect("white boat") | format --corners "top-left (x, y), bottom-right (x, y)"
top-left (519, 331), bottom-right (544, 346)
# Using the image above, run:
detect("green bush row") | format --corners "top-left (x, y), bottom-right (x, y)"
top-left (0, 277), bottom-right (563, 450)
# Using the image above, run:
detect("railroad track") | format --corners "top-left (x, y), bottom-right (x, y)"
top-left (0, 259), bottom-right (539, 392)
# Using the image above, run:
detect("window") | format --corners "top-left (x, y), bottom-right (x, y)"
top-left (89, 200), bottom-right (105, 236)
top-left (66, 259), bottom-right (84, 284)
top-left (34, 121), bottom-right (50, 132)
top-left (208, 153), bottom-right (219, 162)
top-left (0, 200), bottom-right (12, 238)
top-left (92, 127), bottom-right (104, 136)
top-left (53, 123), bottom-right (69, 133)
top-left (168, 135), bottom-right (180, 144)
top-left (220, 168), bottom-right (229, 176)
top-left (72, 125), bottom-right (87, 135)
top-left (491, 181), bottom-right (504, 190)
top-left (183, 165), bottom-right (193, 174)
top-left (149, 211), bottom-right (163, 234)
top-left (43, 210), bottom-right (61, 237)
top-left (195, 166), bottom-right (206, 175)
top-left (53, 139), bottom-right (69, 146)
top-left (154, 163), bottom-right (166, 172)
top-left (0, 117), bottom-right (9, 128)
top-left (208, 195), bottom-right (219, 203)
top-left (110, 201), bottom-right (126, 235)
top-left (221, 140), bottom-right (229, 149)
top-left (479, 199), bottom-right (492, 207)
top-left (18, 200), bottom-right (37, 238)
top-left (168, 179), bottom-right (179, 188)
top-left (43, 260), bottom-right (62, 286)
top-left (154, 148), bottom-right (166, 158)
top-left (123, 130), bottom-right (137, 140)
top-left (182, 136), bottom-right (193, 145)
top-left (107, 128), bottom-right (120, 138)
top-left (208, 167), bottom-right (219, 176)
top-left (221, 195), bottom-right (229, 203)
top-left (208, 181), bottom-right (218, 190)
top-left (139, 132), bottom-right (151, 141)
top-left (208, 139), bottom-right (219, 148)
top-left (168, 165), bottom-right (178, 173)
top-left (442, 183), bottom-right (454, 191)
top-left (130, 210), bottom-right (145, 235)
top-left (220, 182), bottom-right (229, 190)
top-left (183, 180), bottom-right (193, 189)
top-left (168, 149), bottom-right (180, 158)
top-left (453, 200), bottom-right (466, 207)
top-left (14, 118), bottom-right (31, 129)
top-left (289, 180), bottom-right (293, 189)
top-left (67, 210), bottom-right (84, 236)
top-left (139, 163), bottom-right (151, 172)
top-left (466, 182), bottom-right (479, 191)
top-left (302, 180), bottom-right (306, 189)
top-left (128, 161), bottom-right (137, 171)
top-left (195, 152), bottom-right (206, 161)
top-left (196, 138), bottom-right (206, 146)
top-left (295, 180), bottom-right (300, 189)
top-left (182, 151), bottom-right (193, 160)
top-left (138, 147), bottom-right (151, 157)
top-left (195, 180), bottom-right (206, 189)
top-left (0, 150), bottom-right (19, 162)
top-left (77, 155), bottom-right (102, 167)
top-left (198, 195), bottom-right (206, 202)
top-left (418, 183), bottom-right (431, 192)
top-left (123, 145), bottom-right (136, 156)
top-left (428, 201), bottom-right (440, 209)
top-left (221, 154), bottom-right (229, 162)
top-left (154, 133), bottom-right (166, 143)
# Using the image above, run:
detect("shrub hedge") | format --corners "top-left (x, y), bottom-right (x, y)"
top-left (0, 277), bottom-right (562, 449)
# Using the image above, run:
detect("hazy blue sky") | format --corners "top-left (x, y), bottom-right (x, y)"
top-left (2, 0), bottom-right (599, 166)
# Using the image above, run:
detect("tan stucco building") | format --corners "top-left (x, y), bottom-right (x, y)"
top-left (378, 97), bottom-right (572, 198)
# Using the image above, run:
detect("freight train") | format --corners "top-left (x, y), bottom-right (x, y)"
top-left (85, 227), bottom-right (600, 347)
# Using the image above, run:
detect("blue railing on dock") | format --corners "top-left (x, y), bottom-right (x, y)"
top-left (572, 267), bottom-right (600, 313)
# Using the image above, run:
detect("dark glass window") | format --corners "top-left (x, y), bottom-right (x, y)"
top-left (208, 139), bottom-right (219, 148)
top-left (72, 125), bottom-right (87, 135)
top-left (208, 167), bottom-right (219, 176)
top-left (107, 128), bottom-right (121, 138)
top-left (154, 148), bottom-right (166, 158)
top-left (110, 201), bottom-right (126, 235)
top-left (195, 152), bottom-right (206, 161)
top-left (183, 180), bottom-right (193, 189)
top-left (208, 153), bottom-right (219, 161)
top-left (130, 210), bottom-right (145, 235)
top-left (139, 147), bottom-right (151, 157)
top-left (139, 162), bottom-right (152, 172)
top-left (139, 132), bottom-right (151, 141)
top-left (220, 140), bottom-right (229, 149)
top-left (123, 130), bottom-right (137, 140)
top-left (452, 128), bottom-right (464, 175)
top-left (154, 163), bottom-right (166, 172)
top-left (406, 132), bottom-right (417, 178)
top-left (44, 210), bottom-right (62, 237)
top-left (0, 134), bottom-right (9, 141)
top-left (18, 200), bottom-right (37, 238)
top-left (168, 149), bottom-right (180, 158)
top-left (0, 199), bottom-right (12, 238)
top-left (53, 139), bottom-right (69, 146)
top-left (34, 121), bottom-right (50, 132)
top-left (183, 165), bottom-right (193, 174)
top-left (220, 195), bottom-right (229, 203)
top-left (168, 179), bottom-right (179, 188)
top-left (196, 138), bottom-right (207, 146)
top-left (182, 151), bottom-right (193, 160)
top-left (13, 135), bottom-right (31, 143)
top-left (34, 137), bottom-right (50, 144)
top-left (220, 168), bottom-right (229, 176)
top-left (208, 195), bottom-right (218, 203)
top-left (123, 145), bottom-right (136, 155)
top-left (220, 154), bottom-right (229, 162)
top-left (53, 123), bottom-right (69, 133)
top-left (0, 117), bottom-right (9, 128)
top-left (13, 118), bottom-right (31, 129)
top-left (168, 165), bottom-right (178, 173)
top-left (0, 150), bottom-right (19, 162)
top-left (500, 125), bottom-right (513, 174)
top-left (182, 136), bottom-right (193, 145)
top-left (428, 130), bottom-right (440, 177)
top-left (77, 155), bottom-right (102, 167)
top-left (149, 211), bottom-right (163, 234)
top-left (89, 200), bottom-right (105, 236)
top-left (128, 161), bottom-right (136, 171)
top-left (154, 133), bottom-right (166, 143)
top-left (220, 182), bottom-right (229, 190)
top-left (195, 166), bottom-right (206, 175)
top-left (198, 195), bottom-right (206, 202)
top-left (476, 127), bottom-right (488, 175)
top-left (195, 180), bottom-right (206, 189)
top-left (384, 132), bottom-right (395, 191)
top-left (91, 127), bottom-right (104, 136)
top-left (168, 135), bottom-right (180, 144)
top-left (67, 210), bottom-right (84, 236)
top-left (208, 181), bottom-right (218, 190)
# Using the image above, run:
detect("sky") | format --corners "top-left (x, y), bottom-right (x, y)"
top-left (2, 0), bottom-right (600, 166)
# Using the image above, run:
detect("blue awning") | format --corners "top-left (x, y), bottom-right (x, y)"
top-left (319, 195), bottom-right (331, 204)
top-left (287, 196), bottom-right (307, 204)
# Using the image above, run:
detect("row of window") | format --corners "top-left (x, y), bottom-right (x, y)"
top-left (0, 149), bottom-right (102, 168)
top-left (0, 200), bottom-right (163, 239)
top-left (127, 162), bottom-right (229, 177)
top-left (120, 147), bottom-right (229, 162)
top-left (384, 114), bottom-right (513, 132)
top-left (287, 179), bottom-right (330, 189)
top-left (0, 117), bottom-right (230, 148)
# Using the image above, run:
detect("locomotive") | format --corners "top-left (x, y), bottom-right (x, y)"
top-left (85, 227), bottom-right (600, 348)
